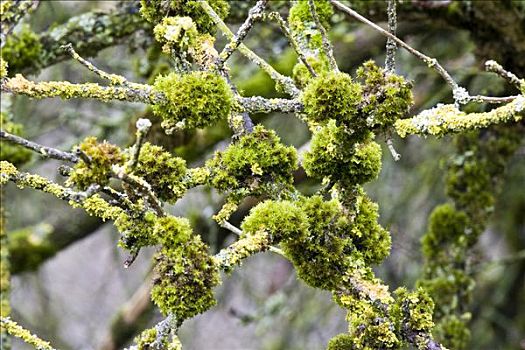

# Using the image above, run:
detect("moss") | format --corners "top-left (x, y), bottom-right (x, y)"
top-left (153, 16), bottom-right (198, 54)
top-left (131, 142), bottom-right (187, 203)
top-left (115, 211), bottom-right (158, 249)
top-left (1, 25), bottom-right (42, 73)
top-left (393, 287), bottom-right (435, 334)
top-left (152, 71), bottom-right (234, 130)
top-left (301, 72), bottom-right (362, 127)
top-left (326, 333), bottom-right (355, 350)
top-left (421, 204), bottom-right (469, 260)
top-left (0, 57), bottom-right (7, 78)
top-left (303, 121), bottom-right (380, 185)
top-left (0, 113), bottom-right (32, 166)
top-left (288, 0), bottom-right (333, 50)
top-left (241, 200), bottom-right (308, 244)
top-left (153, 215), bottom-right (193, 246)
top-left (206, 125), bottom-right (298, 197)
top-left (140, 0), bottom-right (229, 34)
top-left (67, 137), bottom-right (125, 190)
top-left (292, 56), bottom-right (330, 89)
top-left (350, 195), bottom-right (391, 265)
top-left (432, 315), bottom-right (471, 350)
top-left (282, 195), bottom-right (352, 290)
top-left (357, 61), bottom-right (413, 129)
top-left (8, 225), bottom-right (55, 273)
top-left (151, 235), bottom-right (220, 320)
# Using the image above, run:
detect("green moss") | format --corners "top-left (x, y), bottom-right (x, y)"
top-left (0, 113), bottom-right (32, 166)
top-left (131, 142), bottom-right (187, 203)
top-left (357, 61), bottom-right (413, 129)
top-left (282, 195), bottom-right (352, 290)
top-left (303, 121), bottom-right (380, 185)
top-left (153, 215), bottom-right (193, 246)
top-left (288, 0), bottom-right (334, 50)
top-left (241, 200), bottom-right (308, 244)
top-left (152, 71), bottom-right (233, 129)
top-left (292, 56), bottom-right (330, 89)
top-left (421, 204), bottom-right (469, 260)
top-left (7, 226), bottom-right (55, 273)
top-left (140, 0), bottom-right (229, 34)
top-left (326, 333), bottom-right (354, 350)
top-left (393, 287), bottom-right (435, 334)
top-left (433, 315), bottom-right (471, 350)
top-left (115, 211), bottom-right (158, 249)
top-left (206, 125), bottom-right (298, 197)
top-left (350, 195), bottom-right (391, 265)
top-left (67, 137), bottom-right (125, 190)
top-left (151, 235), bottom-right (220, 320)
top-left (301, 72), bottom-right (362, 127)
top-left (1, 25), bottom-right (42, 73)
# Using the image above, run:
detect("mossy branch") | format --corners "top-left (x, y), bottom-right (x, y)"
top-left (0, 317), bottom-right (56, 350)
top-left (395, 96), bottom-right (525, 137)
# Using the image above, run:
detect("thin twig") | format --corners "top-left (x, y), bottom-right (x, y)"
top-left (263, 12), bottom-right (317, 77)
top-left (330, 0), bottom-right (519, 105)
top-left (219, 0), bottom-right (268, 64)
top-left (199, 0), bottom-right (300, 97)
top-left (221, 221), bottom-right (243, 236)
top-left (61, 43), bottom-right (130, 86)
top-left (386, 138), bottom-right (401, 161)
top-left (385, 0), bottom-right (397, 72)
top-left (485, 60), bottom-right (523, 89)
top-left (308, 0), bottom-right (338, 72)
top-left (0, 129), bottom-right (79, 163)
top-left (128, 118), bottom-right (152, 171)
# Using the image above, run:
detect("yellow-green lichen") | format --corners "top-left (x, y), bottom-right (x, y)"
top-left (140, 0), bottom-right (229, 34)
top-left (134, 327), bottom-right (182, 350)
top-left (67, 137), bottom-right (124, 190)
top-left (0, 58), bottom-right (7, 78)
top-left (206, 125), bottom-right (298, 197)
top-left (0, 318), bottom-right (54, 350)
top-left (152, 71), bottom-right (234, 129)
top-left (393, 287), bottom-right (435, 334)
top-left (131, 142), bottom-right (187, 203)
top-left (214, 231), bottom-right (270, 272)
top-left (153, 16), bottom-right (198, 54)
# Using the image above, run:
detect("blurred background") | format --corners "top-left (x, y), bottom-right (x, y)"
top-left (1, 1), bottom-right (524, 349)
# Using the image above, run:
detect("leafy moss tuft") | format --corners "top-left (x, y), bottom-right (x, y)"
top-left (151, 235), bottom-right (220, 321)
top-left (206, 125), bottom-right (298, 197)
top-left (326, 333), bottom-right (355, 350)
top-left (67, 137), bottom-right (124, 190)
top-left (241, 200), bottom-right (308, 244)
top-left (1, 25), bottom-right (42, 73)
top-left (132, 142), bottom-right (187, 203)
top-left (140, 0), bottom-right (229, 34)
top-left (152, 71), bottom-right (233, 129)
top-left (393, 287), bottom-right (435, 334)
top-left (301, 72), bottom-right (362, 126)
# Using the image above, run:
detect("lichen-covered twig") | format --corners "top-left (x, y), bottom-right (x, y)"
top-left (61, 43), bottom-right (130, 86)
top-left (219, 0), bottom-right (268, 64)
top-left (0, 129), bottom-right (79, 163)
top-left (395, 96), bottom-right (524, 137)
top-left (0, 317), bottom-right (56, 350)
top-left (128, 118), bottom-right (152, 171)
top-left (0, 0), bottom-right (39, 48)
top-left (485, 60), bottom-right (524, 89)
top-left (308, 0), bottom-right (338, 72)
top-left (199, 0), bottom-right (300, 97)
top-left (385, 0), bottom-right (397, 72)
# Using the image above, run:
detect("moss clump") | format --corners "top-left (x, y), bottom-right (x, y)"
top-left (135, 327), bottom-right (182, 350)
top-left (303, 121), bottom-right (380, 185)
top-left (292, 56), bottom-right (330, 89)
top-left (206, 125), bottom-right (298, 197)
top-left (241, 200), bottom-right (308, 244)
top-left (67, 137), bottom-right (124, 190)
top-left (151, 235), bottom-right (220, 320)
top-left (282, 195), bottom-right (352, 290)
top-left (132, 142), bottom-right (187, 203)
top-left (153, 16), bottom-right (199, 54)
top-left (116, 211), bottom-right (158, 249)
top-left (153, 215), bottom-right (193, 246)
top-left (152, 71), bottom-right (233, 130)
top-left (326, 333), bottom-right (355, 350)
top-left (0, 113), bottom-right (32, 166)
top-left (432, 315), bottom-right (471, 350)
top-left (350, 195), bottom-right (391, 265)
top-left (357, 61), bottom-right (413, 129)
top-left (140, 0), bottom-right (229, 34)
top-left (393, 287), bottom-right (435, 334)
top-left (288, 0), bottom-right (333, 50)
top-left (421, 204), bottom-right (469, 260)
top-left (1, 25), bottom-right (42, 73)
top-left (301, 72), bottom-right (362, 126)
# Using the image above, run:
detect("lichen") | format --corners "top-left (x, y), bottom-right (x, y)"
top-left (0, 58), bottom-right (7, 78)
top-left (134, 327), bottom-right (183, 350)
top-left (152, 71), bottom-right (234, 129)
top-left (393, 287), bottom-right (435, 334)
top-left (131, 142), bottom-right (187, 203)
top-left (153, 16), bottom-right (198, 54)
top-left (206, 125), bottom-right (298, 197)
top-left (140, 0), bottom-right (229, 34)
top-left (67, 137), bottom-right (125, 190)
